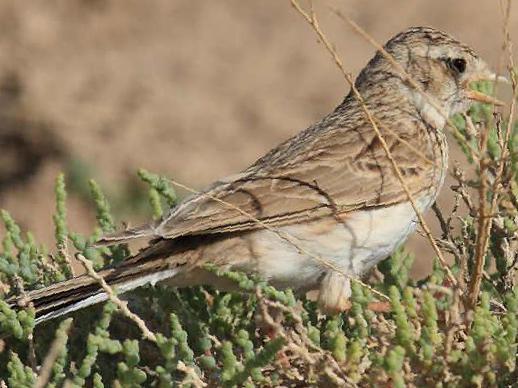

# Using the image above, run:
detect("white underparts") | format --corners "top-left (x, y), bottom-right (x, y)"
top-left (240, 197), bottom-right (433, 290)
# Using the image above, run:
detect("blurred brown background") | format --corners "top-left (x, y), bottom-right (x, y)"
top-left (0, 0), bottom-right (515, 276)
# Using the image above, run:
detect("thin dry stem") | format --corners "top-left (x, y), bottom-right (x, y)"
top-left (177, 361), bottom-right (207, 388)
top-left (35, 318), bottom-right (72, 388)
top-left (432, 203), bottom-right (450, 240)
top-left (256, 288), bottom-right (355, 386)
top-left (468, 114), bottom-right (491, 308)
top-left (290, 0), bottom-right (457, 286)
top-left (167, 178), bottom-right (389, 301)
top-left (76, 253), bottom-right (158, 343)
top-left (467, 0), bottom-right (516, 307)
top-left (330, 7), bottom-right (484, 162)
top-left (329, 6), bottom-right (517, 306)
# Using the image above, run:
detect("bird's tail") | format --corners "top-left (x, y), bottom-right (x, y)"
top-left (8, 239), bottom-right (180, 325)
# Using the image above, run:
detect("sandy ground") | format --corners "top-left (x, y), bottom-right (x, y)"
top-left (0, 0), bottom-right (516, 277)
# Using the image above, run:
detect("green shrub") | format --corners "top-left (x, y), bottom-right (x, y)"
top-left (0, 78), bottom-right (517, 388)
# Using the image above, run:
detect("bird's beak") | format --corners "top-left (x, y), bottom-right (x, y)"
top-left (466, 64), bottom-right (508, 106)
top-left (466, 89), bottom-right (505, 106)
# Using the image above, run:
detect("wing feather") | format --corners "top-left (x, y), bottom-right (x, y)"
top-left (99, 102), bottom-right (443, 246)
top-left (155, 118), bottom-right (439, 239)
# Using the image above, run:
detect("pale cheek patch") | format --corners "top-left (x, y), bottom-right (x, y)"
top-left (409, 90), bottom-right (447, 129)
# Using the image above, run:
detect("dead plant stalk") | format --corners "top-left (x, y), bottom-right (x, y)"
top-left (76, 253), bottom-right (158, 343)
top-left (289, 0), bottom-right (457, 286)
top-left (467, 0), bottom-right (516, 307)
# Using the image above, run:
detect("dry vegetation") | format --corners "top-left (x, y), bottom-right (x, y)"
top-left (0, 1), bottom-right (517, 387)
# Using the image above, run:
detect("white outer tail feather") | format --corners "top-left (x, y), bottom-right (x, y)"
top-left (36, 268), bottom-right (180, 324)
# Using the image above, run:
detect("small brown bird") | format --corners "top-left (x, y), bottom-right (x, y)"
top-left (16, 27), bottom-right (504, 324)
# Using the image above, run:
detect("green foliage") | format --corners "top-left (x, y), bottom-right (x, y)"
top-left (0, 300), bottom-right (24, 339)
top-left (116, 340), bottom-right (147, 387)
top-left (71, 303), bottom-right (118, 387)
top-left (323, 315), bottom-right (347, 362)
top-left (53, 173), bottom-right (70, 279)
top-left (138, 168), bottom-right (178, 208)
top-left (1, 95), bottom-right (518, 385)
top-left (47, 318), bottom-right (73, 388)
top-left (7, 351), bottom-right (35, 387)
top-left (419, 291), bottom-right (440, 364)
top-left (384, 346), bottom-right (405, 388)
top-left (88, 179), bottom-right (129, 265)
top-left (390, 286), bottom-right (416, 354)
top-left (377, 246), bottom-right (414, 291)
top-left (148, 188), bottom-right (163, 220)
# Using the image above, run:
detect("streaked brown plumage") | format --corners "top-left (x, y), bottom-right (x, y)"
top-left (11, 27), bottom-right (503, 323)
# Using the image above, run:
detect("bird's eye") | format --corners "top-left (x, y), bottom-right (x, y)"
top-left (447, 57), bottom-right (467, 74)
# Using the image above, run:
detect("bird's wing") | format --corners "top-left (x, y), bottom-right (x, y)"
top-left (152, 119), bottom-right (438, 240)
top-left (98, 113), bottom-right (439, 246)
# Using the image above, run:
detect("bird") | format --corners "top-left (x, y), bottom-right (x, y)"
top-left (11, 26), bottom-right (504, 324)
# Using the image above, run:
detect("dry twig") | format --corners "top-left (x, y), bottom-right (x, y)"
top-left (35, 319), bottom-right (72, 388)
top-left (289, 0), bottom-right (457, 286)
top-left (167, 178), bottom-right (389, 301)
top-left (329, 7), bottom-right (484, 161)
top-left (467, 0), bottom-right (516, 307)
top-left (75, 253), bottom-right (158, 343)
top-left (177, 361), bottom-right (207, 388)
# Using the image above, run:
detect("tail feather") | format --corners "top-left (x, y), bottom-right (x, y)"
top-left (10, 273), bottom-right (105, 325)
top-left (30, 268), bottom-right (180, 324)
top-left (9, 239), bottom-right (182, 325)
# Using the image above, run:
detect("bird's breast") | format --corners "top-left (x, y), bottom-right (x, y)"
top-left (236, 194), bottom-right (434, 291)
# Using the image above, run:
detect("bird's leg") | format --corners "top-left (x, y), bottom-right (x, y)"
top-left (317, 271), bottom-right (352, 314)
top-left (318, 271), bottom-right (392, 314)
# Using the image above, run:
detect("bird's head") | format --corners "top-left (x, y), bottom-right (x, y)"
top-left (355, 26), bottom-right (505, 128)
